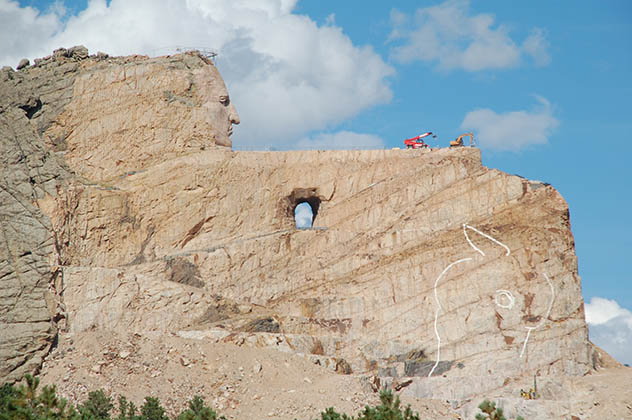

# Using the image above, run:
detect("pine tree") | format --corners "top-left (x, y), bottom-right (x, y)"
top-left (139, 397), bottom-right (168, 420)
top-left (316, 389), bottom-right (420, 420)
top-left (78, 390), bottom-right (114, 419)
top-left (176, 396), bottom-right (224, 420)
top-left (475, 399), bottom-right (525, 420)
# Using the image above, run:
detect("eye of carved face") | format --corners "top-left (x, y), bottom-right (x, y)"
top-left (219, 95), bottom-right (230, 106)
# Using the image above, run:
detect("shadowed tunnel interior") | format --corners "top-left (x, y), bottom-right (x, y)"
top-left (284, 188), bottom-right (321, 229)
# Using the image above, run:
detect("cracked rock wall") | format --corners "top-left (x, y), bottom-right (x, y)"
top-left (0, 48), bottom-right (236, 383)
top-left (43, 147), bottom-right (592, 394)
top-left (1, 50), bottom-right (593, 400)
top-left (0, 50), bottom-right (78, 382)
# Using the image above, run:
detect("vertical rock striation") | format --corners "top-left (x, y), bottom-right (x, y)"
top-left (0, 47), bottom-right (236, 382)
top-left (1, 49), bottom-right (593, 402)
top-left (0, 49), bottom-right (80, 382)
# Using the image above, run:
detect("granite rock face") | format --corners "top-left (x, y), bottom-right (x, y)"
top-left (1, 49), bottom-right (592, 402)
top-left (45, 52), bottom-right (239, 182)
top-left (0, 53), bottom-right (78, 383)
top-left (44, 147), bottom-right (592, 394)
top-left (0, 48), bottom-right (238, 383)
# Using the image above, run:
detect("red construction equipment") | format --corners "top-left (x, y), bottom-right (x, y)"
top-left (404, 132), bottom-right (436, 149)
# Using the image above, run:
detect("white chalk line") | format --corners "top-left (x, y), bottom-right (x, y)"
top-left (519, 272), bottom-right (555, 358)
top-left (520, 328), bottom-right (533, 359)
top-left (429, 225), bottom-right (510, 376)
top-left (429, 257), bottom-right (472, 377)
top-left (495, 290), bottom-right (515, 309)
top-left (463, 224), bottom-right (510, 257)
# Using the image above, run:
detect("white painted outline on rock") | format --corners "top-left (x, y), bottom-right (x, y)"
top-left (519, 273), bottom-right (555, 358)
top-left (429, 224), bottom-right (517, 377)
top-left (463, 224), bottom-right (510, 257)
top-left (429, 257), bottom-right (472, 377)
top-left (494, 290), bottom-right (515, 309)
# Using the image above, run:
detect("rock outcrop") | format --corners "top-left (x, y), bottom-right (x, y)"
top-left (0, 49), bottom-right (79, 382)
top-left (0, 48), bottom-right (237, 383)
top-left (1, 48), bottom-right (593, 407)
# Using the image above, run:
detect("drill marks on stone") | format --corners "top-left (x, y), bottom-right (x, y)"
top-left (520, 273), bottom-right (555, 358)
top-left (494, 290), bottom-right (515, 309)
top-left (429, 257), bottom-right (472, 377)
top-left (463, 224), bottom-right (510, 257)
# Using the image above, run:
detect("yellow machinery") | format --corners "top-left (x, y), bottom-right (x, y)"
top-left (520, 388), bottom-right (538, 400)
top-left (520, 374), bottom-right (539, 400)
top-left (450, 132), bottom-right (475, 147)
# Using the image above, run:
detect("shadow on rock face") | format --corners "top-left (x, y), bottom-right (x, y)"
top-left (167, 257), bottom-right (204, 288)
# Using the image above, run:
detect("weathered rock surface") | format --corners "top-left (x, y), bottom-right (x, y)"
top-left (45, 52), bottom-right (239, 182)
top-left (44, 145), bottom-right (592, 385)
top-left (0, 55), bottom-right (78, 382)
top-left (0, 48), bottom-right (237, 383)
top-left (1, 48), bottom-right (616, 418)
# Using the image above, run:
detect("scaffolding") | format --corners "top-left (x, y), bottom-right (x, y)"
top-left (151, 46), bottom-right (218, 61)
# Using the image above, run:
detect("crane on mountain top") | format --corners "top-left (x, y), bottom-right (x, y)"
top-left (404, 132), bottom-right (437, 149)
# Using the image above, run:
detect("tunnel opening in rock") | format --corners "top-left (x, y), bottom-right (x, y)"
top-left (284, 188), bottom-right (321, 229)
top-left (295, 202), bottom-right (314, 229)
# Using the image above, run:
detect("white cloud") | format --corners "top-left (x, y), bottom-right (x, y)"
top-left (460, 95), bottom-right (559, 151)
top-left (292, 131), bottom-right (385, 151)
top-left (522, 28), bottom-right (551, 67)
top-left (389, 0), bottom-right (550, 71)
top-left (0, 0), bottom-right (64, 66)
top-left (0, 0), bottom-right (394, 150)
top-left (294, 202), bottom-right (313, 229)
top-left (585, 297), bottom-right (632, 365)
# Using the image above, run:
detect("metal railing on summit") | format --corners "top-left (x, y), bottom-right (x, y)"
top-left (151, 46), bottom-right (218, 61)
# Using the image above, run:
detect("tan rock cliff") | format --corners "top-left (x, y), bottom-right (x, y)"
top-left (0, 48), bottom-right (237, 383)
top-left (1, 49), bottom-right (595, 411)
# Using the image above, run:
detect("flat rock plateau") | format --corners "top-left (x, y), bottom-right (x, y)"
top-left (1, 48), bottom-right (630, 420)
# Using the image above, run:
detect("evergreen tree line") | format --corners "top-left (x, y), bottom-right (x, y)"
top-left (1, 375), bottom-right (524, 420)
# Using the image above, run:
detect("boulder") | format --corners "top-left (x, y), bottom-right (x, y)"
top-left (16, 58), bottom-right (29, 70)
top-left (68, 45), bottom-right (89, 60)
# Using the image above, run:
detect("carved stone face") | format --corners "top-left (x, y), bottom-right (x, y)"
top-left (51, 53), bottom-right (241, 181)
top-left (194, 65), bottom-right (240, 148)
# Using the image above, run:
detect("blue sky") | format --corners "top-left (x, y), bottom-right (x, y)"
top-left (2, 0), bottom-right (631, 363)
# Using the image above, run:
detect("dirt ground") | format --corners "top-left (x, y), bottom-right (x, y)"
top-left (561, 366), bottom-right (632, 419)
top-left (37, 330), bottom-right (631, 420)
top-left (37, 330), bottom-right (459, 420)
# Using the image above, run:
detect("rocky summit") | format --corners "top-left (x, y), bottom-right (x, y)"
top-left (1, 48), bottom-right (628, 420)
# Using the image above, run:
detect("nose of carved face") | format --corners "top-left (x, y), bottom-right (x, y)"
top-left (227, 105), bottom-right (239, 138)
top-left (229, 105), bottom-right (240, 125)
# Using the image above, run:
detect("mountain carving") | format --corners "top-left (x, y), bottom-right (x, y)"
top-left (1, 48), bottom-right (607, 419)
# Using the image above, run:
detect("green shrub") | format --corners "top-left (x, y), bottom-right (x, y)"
top-left (115, 396), bottom-right (135, 420)
top-left (475, 400), bottom-right (524, 420)
top-left (139, 397), bottom-right (169, 420)
top-left (0, 374), bottom-right (79, 420)
top-left (78, 390), bottom-right (114, 419)
top-left (0, 377), bottom-right (187, 420)
top-left (3, 375), bottom-right (532, 420)
top-left (176, 396), bottom-right (225, 420)
top-left (315, 389), bottom-right (420, 420)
